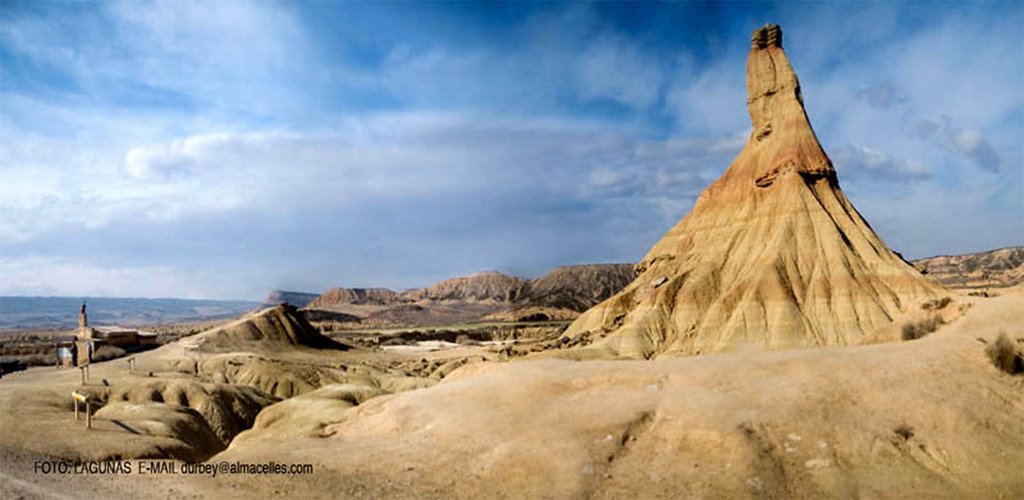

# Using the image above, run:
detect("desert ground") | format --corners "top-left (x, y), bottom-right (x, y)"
top-left (0, 285), bottom-right (1021, 499)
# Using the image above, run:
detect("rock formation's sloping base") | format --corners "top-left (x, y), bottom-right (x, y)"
top-left (563, 25), bottom-right (945, 359)
top-left (190, 304), bottom-right (349, 353)
top-left (215, 291), bottom-right (1024, 498)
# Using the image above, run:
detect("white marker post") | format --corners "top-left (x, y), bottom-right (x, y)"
top-left (71, 391), bottom-right (91, 428)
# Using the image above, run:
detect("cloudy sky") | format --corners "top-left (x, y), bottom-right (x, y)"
top-left (1, 1), bottom-right (1021, 300)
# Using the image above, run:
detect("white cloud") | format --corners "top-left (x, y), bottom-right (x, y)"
top-left (831, 145), bottom-right (930, 180)
top-left (576, 33), bottom-right (664, 108)
top-left (0, 2), bottom-right (1020, 299)
top-left (0, 256), bottom-right (243, 299)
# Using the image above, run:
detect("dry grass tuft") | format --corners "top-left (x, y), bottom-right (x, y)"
top-left (921, 296), bottom-right (952, 311)
top-left (985, 332), bottom-right (1023, 375)
top-left (901, 315), bottom-right (944, 341)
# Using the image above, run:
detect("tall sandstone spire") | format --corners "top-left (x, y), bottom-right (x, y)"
top-left (562, 24), bottom-right (946, 359)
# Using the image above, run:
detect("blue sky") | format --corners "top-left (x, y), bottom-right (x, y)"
top-left (1, 1), bottom-right (1021, 300)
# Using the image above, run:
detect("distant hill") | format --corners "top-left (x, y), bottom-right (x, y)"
top-left (190, 304), bottom-right (349, 353)
top-left (304, 265), bottom-right (636, 327)
top-left (263, 290), bottom-right (319, 308)
top-left (516, 264), bottom-right (636, 311)
top-left (308, 288), bottom-right (403, 308)
top-left (0, 296), bottom-right (260, 331)
top-left (402, 272), bottom-right (529, 303)
top-left (912, 246), bottom-right (1024, 289)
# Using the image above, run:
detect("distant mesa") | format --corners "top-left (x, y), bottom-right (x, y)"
top-left (403, 271), bottom-right (529, 303)
top-left (301, 264), bottom-right (637, 326)
top-left (307, 287), bottom-right (404, 308)
top-left (560, 24), bottom-right (946, 359)
top-left (912, 246), bottom-right (1024, 289)
top-left (263, 290), bottom-right (319, 308)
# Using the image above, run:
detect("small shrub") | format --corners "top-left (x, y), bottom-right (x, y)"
top-left (985, 332), bottom-right (1023, 375)
top-left (893, 424), bottom-right (914, 441)
top-left (921, 296), bottom-right (952, 311)
top-left (901, 315), bottom-right (943, 341)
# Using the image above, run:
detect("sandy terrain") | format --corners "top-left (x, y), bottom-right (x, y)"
top-left (0, 288), bottom-right (1019, 498)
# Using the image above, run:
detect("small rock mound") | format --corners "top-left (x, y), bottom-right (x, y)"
top-left (105, 378), bottom-right (276, 446)
top-left (231, 384), bottom-right (385, 444)
top-left (193, 304), bottom-right (349, 353)
top-left (202, 353), bottom-right (434, 399)
top-left (93, 402), bottom-right (225, 462)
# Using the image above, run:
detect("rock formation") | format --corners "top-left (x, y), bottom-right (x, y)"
top-left (913, 246), bottom-right (1024, 289)
top-left (307, 287), bottom-right (402, 308)
top-left (263, 290), bottom-right (319, 308)
top-left (194, 304), bottom-right (349, 352)
top-left (562, 24), bottom-right (946, 359)
top-left (402, 271), bottom-right (529, 302)
top-left (517, 264), bottom-right (636, 312)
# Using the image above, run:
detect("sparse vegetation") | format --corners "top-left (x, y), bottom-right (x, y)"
top-left (893, 424), bottom-right (915, 440)
top-left (985, 332), bottom-right (1023, 375)
top-left (921, 296), bottom-right (952, 311)
top-left (380, 337), bottom-right (410, 347)
top-left (901, 315), bottom-right (944, 341)
top-left (455, 334), bottom-right (480, 346)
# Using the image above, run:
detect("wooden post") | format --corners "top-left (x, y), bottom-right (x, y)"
top-left (79, 366), bottom-right (86, 385)
top-left (127, 357), bottom-right (134, 373)
top-left (71, 391), bottom-right (88, 424)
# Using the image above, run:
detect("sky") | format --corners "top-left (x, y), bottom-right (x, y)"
top-left (0, 1), bottom-right (1021, 300)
